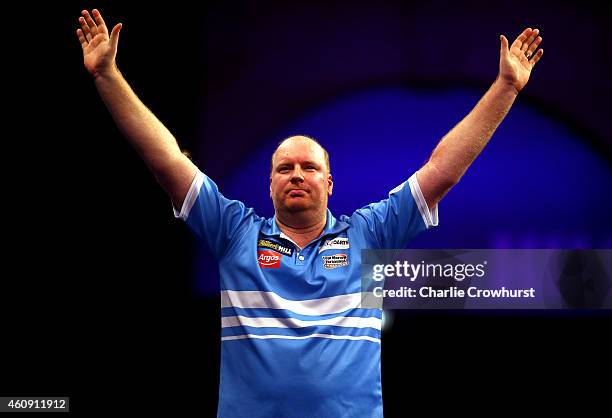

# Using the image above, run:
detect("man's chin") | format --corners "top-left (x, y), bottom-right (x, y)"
top-left (281, 198), bottom-right (313, 213)
top-left (285, 203), bottom-right (310, 213)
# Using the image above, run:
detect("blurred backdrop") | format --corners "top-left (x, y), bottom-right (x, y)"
top-left (3, 0), bottom-right (611, 415)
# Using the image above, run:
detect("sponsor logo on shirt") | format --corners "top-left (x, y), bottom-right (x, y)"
top-left (258, 250), bottom-right (282, 268)
top-left (257, 239), bottom-right (293, 256)
top-left (322, 253), bottom-right (349, 269)
top-left (318, 237), bottom-right (350, 253)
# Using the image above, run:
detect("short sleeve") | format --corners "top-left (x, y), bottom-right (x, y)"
top-left (349, 172), bottom-right (438, 249)
top-left (173, 169), bottom-right (256, 259)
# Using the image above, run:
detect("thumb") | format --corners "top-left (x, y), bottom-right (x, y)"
top-left (499, 34), bottom-right (509, 55)
top-left (110, 23), bottom-right (122, 51)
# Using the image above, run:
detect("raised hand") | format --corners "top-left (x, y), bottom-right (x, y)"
top-left (499, 28), bottom-right (544, 93)
top-left (76, 9), bottom-right (122, 78)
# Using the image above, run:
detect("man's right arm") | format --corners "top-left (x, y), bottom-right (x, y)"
top-left (77, 9), bottom-right (196, 211)
top-left (94, 66), bottom-right (197, 211)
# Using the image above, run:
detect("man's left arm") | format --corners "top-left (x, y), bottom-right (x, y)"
top-left (417, 27), bottom-right (544, 209)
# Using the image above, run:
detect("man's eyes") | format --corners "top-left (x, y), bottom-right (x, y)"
top-left (278, 165), bottom-right (317, 172)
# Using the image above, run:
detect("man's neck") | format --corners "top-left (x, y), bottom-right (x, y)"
top-left (275, 212), bottom-right (326, 249)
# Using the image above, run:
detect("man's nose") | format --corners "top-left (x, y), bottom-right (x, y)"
top-left (290, 166), bottom-right (304, 182)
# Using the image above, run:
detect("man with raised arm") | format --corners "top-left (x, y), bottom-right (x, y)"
top-left (77, 8), bottom-right (542, 417)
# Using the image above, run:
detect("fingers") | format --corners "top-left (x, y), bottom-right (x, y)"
top-left (511, 27), bottom-right (531, 50)
top-left (510, 27), bottom-right (543, 65)
top-left (530, 48), bottom-right (544, 66)
top-left (525, 35), bottom-right (542, 58)
top-left (76, 28), bottom-right (88, 50)
top-left (500, 34), bottom-right (509, 54)
top-left (81, 10), bottom-right (99, 38)
top-left (521, 28), bottom-right (539, 54)
top-left (110, 23), bottom-right (123, 51)
top-left (77, 9), bottom-right (122, 53)
top-left (91, 9), bottom-right (108, 35)
top-left (78, 16), bottom-right (93, 42)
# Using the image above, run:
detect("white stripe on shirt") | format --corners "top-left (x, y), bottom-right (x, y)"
top-left (221, 333), bottom-right (381, 343)
top-left (173, 169), bottom-right (205, 221)
top-left (221, 314), bottom-right (382, 330)
top-left (408, 173), bottom-right (439, 228)
top-left (220, 290), bottom-right (376, 316)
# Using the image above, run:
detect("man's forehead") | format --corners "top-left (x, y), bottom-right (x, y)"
top-left (273, 137), bottom-right (325, 163)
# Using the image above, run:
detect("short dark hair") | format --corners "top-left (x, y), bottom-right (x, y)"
top-left (270, 135), bottom-right (330, 174)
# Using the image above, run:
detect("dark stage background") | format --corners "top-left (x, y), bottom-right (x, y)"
top-left (3, 1), bottom-right (611, 415)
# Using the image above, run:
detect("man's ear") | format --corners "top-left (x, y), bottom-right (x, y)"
top-left (269, 176), bottom-right (273, 199)
top-left (328, 173), bottom-right (333, 196)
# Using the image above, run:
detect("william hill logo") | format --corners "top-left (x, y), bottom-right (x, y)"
top-left (258, 250), bottom-right (281, 268)
top-left (258, 239), bottom-right (293, 256)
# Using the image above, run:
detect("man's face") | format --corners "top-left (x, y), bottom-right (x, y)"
top-left (270, 137), bottom-right (333, 215)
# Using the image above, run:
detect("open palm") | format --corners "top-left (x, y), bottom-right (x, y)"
top-left (76, 9), bottom-right (122, 78)
top-left (499, 28), bottom-right (544, 93)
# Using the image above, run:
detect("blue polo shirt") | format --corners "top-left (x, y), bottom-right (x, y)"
top-left (174, 168), bottom-right (438, 418)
